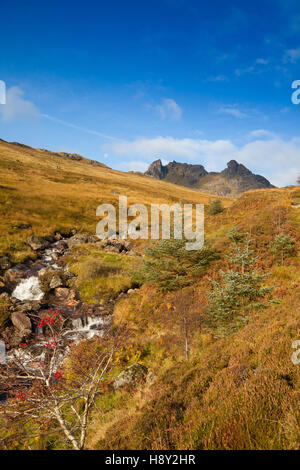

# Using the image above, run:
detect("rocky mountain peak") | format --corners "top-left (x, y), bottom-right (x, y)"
top-left (146, 159), bottom-right (166, 179)
top-left (144, 158), bottom-right (274, 196)
top-left (221, 160), bottom-right (252, 178)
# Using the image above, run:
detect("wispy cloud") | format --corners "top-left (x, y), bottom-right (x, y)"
top-left (234, 66), bottom-right (255, 76)
top-left (0, 86), bottom-right (119, 142)
top-left (206, 75), bottom-right (228, 82)
top-left (218, 105), bottom-right (249, 118)
top-left (41, 114), bottom-right (119, 141)
top-left (0, 86), bottom-right (39, 122)
top-left (152, 98), bottom-right (182, 120)
top-left (249, 129), bottom-right (276, 139)
top-left (284, 47), bottom-right (300, 63)
top-left (256, 58), bottom-right (269, 64)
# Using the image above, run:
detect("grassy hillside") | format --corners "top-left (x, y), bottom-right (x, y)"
top-left (0, 139), bottom-right (231, 263)
top-left (86, 186), bottom-right (300, 450)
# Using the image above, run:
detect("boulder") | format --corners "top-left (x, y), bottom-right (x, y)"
top-left (26, 236), bottom-right (50, 251)
top-left (66, 233), bottom-right (89, 248)
top-left (16, 300), bottom-right (42, 313)
top-left (113, 363), bottom-right (148, 390)
top-left (38, 268), bottom-right (64, 292)
top-left (4, 265), bottom-right (27, 289)
top-left (11, 311), bottom-right (31, 336)
top-left (49, 274), bottom-right (64, 289)
top-left (54, 287), bottom-right (76, 303)
top-left (99, 237), bottom-right (133, 253)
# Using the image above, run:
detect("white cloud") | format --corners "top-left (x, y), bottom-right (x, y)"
top-left (103, 135), bottom-right (300, 187)
top-left (155, 98), bottom-right (182, 120)
top-left (103, 136), bottom-right (235, 171)
top-left (237, 138), bottom-right (300, 187)
top-left (0, 86), bottom-right (39, 122)
top-left (249, 129), bottom-right (276, 139)
top-left (218, 105), bottom-right (248, 119)
top-left (256, 58), bottom-right (269, 64)
top-left (119, 160), bottom-right (150, 172)
top-left (234, 66), bottom-right (255, 76)
top-left (284, 47), bottom-right (300, 63)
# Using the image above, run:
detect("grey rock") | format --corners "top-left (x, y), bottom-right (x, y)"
top-left (49, 274), bottom-right (63, 289)
top-left (113, 363), bottom-right (148, 390)
top-left (66, 233), bottom-right (89, 248)
top-left (38, 268), bottom-right (64, 292)
top-left (26, 236), bottom-right (50, 251)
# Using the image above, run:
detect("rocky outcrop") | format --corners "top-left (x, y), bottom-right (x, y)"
top-left (145, 159), bottom-right (207, 185)
top-left (26, 236), bottom-right (50, 251)
top-left (99, 238), bottom-right (133, 253)
top-left (113, 363), bottom-right (148, 390)
top-left (38, 267), bottom-right (65, 293)
top-left (145, 159), bottom-right (168, 179)
top-left (144, 159), bottom-right (274, 197)
top-left (66, 233), bottom-right (98, 248)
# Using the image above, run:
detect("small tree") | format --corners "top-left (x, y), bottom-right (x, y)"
top-left (270, 233), bottom-right (296, 265)
top-left (208, 231), bottom-right (274, 334)
top-left (207, 199), bottom-right (224, 215)
top-left (137, 238), bottom-right (219, 291)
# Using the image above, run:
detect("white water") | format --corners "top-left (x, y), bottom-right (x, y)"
top-left (63, 316), bottom-right (108, 341)
top-left (12, 276), bottom-right (44, 301)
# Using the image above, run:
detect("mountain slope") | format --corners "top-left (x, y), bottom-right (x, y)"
top-left (0, 139), bottom-right (232, 262)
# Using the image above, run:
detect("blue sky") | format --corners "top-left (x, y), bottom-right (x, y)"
top-left (0, 0), bottom-right (300, 186)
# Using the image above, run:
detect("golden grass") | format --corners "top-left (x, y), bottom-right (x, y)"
top-left (0, 139), bottom-right (232, 262)
top-left (67, 245), bottom-right (140, 302)
top-left (85, 187), bottom-right (300, 451)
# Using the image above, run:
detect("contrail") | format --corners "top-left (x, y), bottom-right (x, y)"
top-left (41, 113), bottom-right (120, 141)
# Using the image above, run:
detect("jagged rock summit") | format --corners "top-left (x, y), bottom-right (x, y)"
top-left (145, 158), bottom-right (274, 196)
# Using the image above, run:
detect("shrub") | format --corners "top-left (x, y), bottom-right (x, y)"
top-left (208, 232), bottom-right (274, 334)
top-left (207, 199), bottom-right (224, 215)
top-left (137, 238), bottom-right (219, 291)
top-left (270, 233), bottom-right (296, 265)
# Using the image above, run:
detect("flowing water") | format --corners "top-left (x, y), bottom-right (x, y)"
top-left (8, 239), bottom-right (111, 357)
top-left (12, 276), bottom-right (44, 301)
